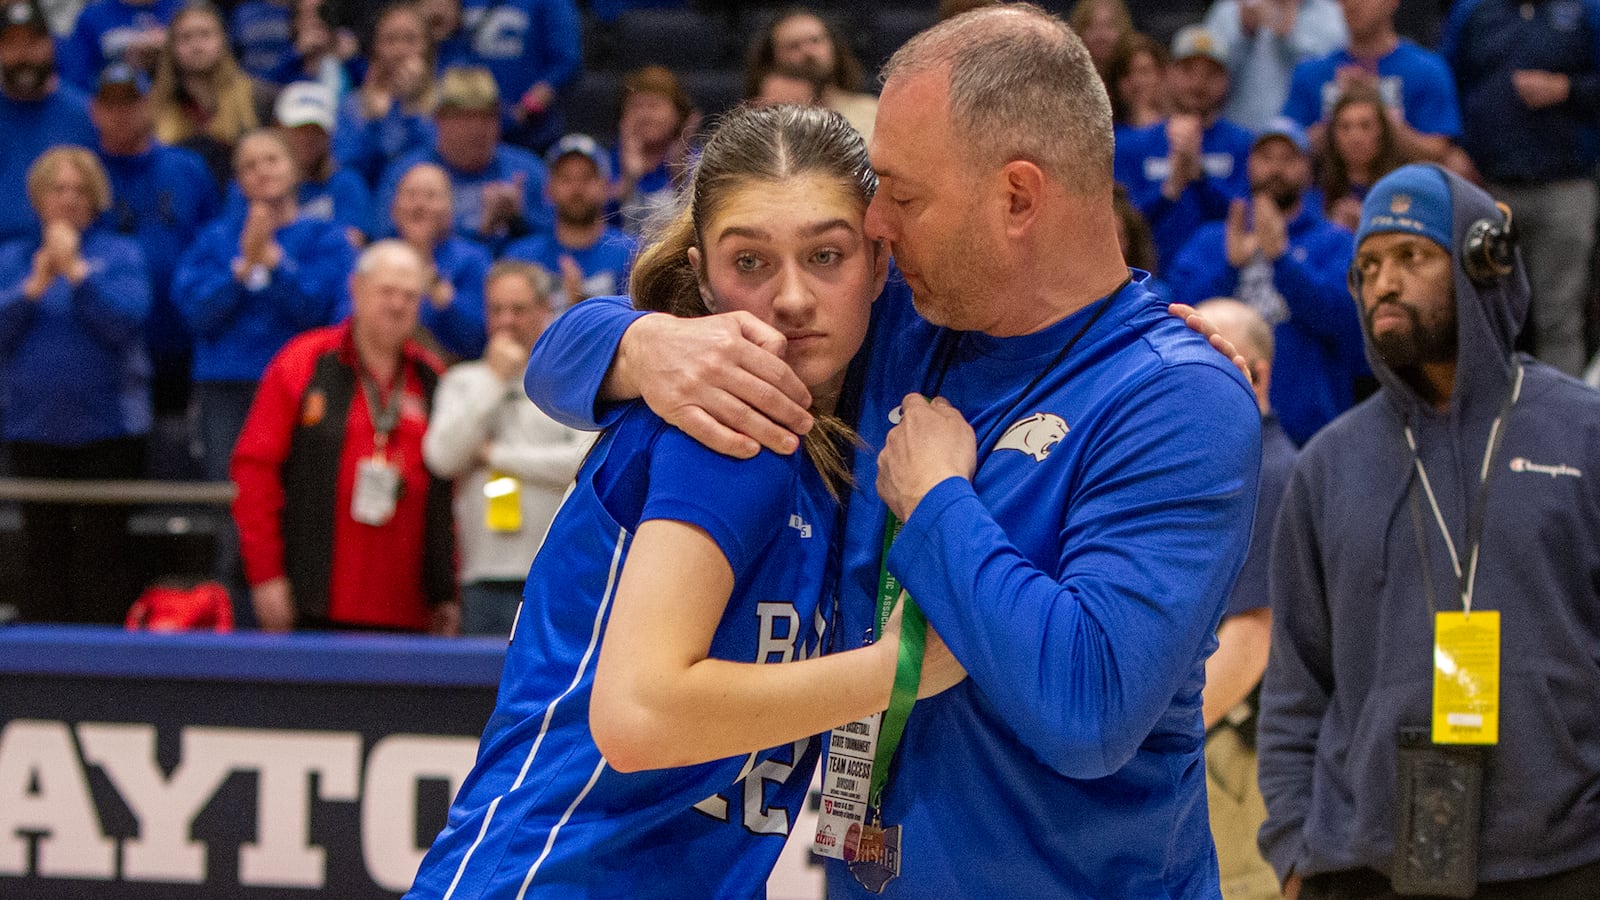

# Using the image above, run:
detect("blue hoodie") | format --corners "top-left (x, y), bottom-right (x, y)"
top-left (0, 227), bottom-right (151, 445)
top-left (1258, 165), bottom-right (1600, 883)
top-left (172, 212), bottom-right (354, 383)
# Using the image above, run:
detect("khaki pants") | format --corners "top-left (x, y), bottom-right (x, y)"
top-left (1206, 727), bottom-right (1279, 900)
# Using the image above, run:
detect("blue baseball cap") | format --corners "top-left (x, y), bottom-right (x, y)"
top-left (1355, 164), bottom-right (1454, 251)
top-left (545, 133), bottom-right (612, 181)
top-left (95, 61), bottom-right (151, 101)
top-left (1253, 116), bottom-right (1310, 155)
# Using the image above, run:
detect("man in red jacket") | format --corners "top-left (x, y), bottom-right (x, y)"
top-left (232, 239), bottom-right (459, 633)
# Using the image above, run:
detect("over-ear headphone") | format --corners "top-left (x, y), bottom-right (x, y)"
top-left (1460, 201), bottom-right (1517, 288)
top-left (1347, 196), bottom-right (1518, 297)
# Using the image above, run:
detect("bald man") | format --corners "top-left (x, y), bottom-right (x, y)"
top-left (232, 239), bottom-right (460, 634)
top-left (1194, 297), bottom-right (1298, 900)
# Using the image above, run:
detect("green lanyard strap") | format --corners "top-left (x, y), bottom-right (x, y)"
top-left (869, 513), bottom-right (924, 814)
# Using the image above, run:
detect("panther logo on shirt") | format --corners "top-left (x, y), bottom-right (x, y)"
top-left (994, 413), bottom-right (1069, 462)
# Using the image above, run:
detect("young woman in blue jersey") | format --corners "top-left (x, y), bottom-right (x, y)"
top-left (407, 104), bottom-right (964, 900)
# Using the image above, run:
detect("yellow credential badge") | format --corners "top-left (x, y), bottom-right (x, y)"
top-left (1432, 610), bottom-right (1499, 745)
top-left (484, 472), bottom-right (523, 533)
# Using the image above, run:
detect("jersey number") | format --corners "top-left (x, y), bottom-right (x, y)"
top-left (692, 737), bottom-right (806, 836)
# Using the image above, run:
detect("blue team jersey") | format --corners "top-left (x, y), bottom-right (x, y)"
top-left (408, 402), bottom-right (836, 899)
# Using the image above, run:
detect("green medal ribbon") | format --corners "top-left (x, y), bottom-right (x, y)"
top-left (869, 512), bottom-right (924, 816)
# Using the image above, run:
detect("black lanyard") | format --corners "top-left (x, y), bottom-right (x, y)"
top-left (923, 276), bottom-right (1129, 456)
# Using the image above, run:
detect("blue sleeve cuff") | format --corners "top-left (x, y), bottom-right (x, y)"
top-left (887, 475), bottom-right (977, 603)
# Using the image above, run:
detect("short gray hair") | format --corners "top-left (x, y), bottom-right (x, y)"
top-left (355, 238), bottom-right (427, 277)
top-left (486, 258), bottom-right (555, 302)
top-left (882, 3), bottom-right (1114, 195)
top-left (1195, 297), bottom-right (1275, 364)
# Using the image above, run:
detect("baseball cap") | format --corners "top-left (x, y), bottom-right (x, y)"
top-left (1170, 25), bottom-right (1226, 66)
top-left (437, 66), bottom-right (500, 114)
top-left (1253, 116), bottom-right (1310, 155)
top-left (545, 133), bottom-right (612, 181)
top-left (274, 81), bottom-right (336, 132)
top-left (95, 61), bottom-right (150, 101)
top-left (1355, 164), bottom-right (1454, 251)
top-left (0, 0), bottom-right (47, 35)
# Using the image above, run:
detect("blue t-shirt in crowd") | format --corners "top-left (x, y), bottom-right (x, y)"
top-left (1282, 38), bottom-right (1462, 136)
top-left (440, 0), bottom-right (583, 103)
top-left (98, 142), bottom-right (221, 364)
top-left (0, 227), bottom-right (152, 445)
top-left (229, 0), bottom-right (294, 83)
top-left (1113, 117), bottom-right (1254, 268)
top-left (376, 145), bottom-right (553, 252)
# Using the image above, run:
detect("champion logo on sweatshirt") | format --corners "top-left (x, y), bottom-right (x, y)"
top-left (1509, 457), bottom-right (1582, 479)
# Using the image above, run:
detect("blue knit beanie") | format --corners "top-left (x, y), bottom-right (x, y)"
top-left (1354, 164), bottom-right (1454, 251)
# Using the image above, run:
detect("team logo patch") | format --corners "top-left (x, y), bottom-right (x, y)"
top-left (300, 390), bottom-right (326, 426)
top-left (1390, 193), bottom-right (1412, 214)
top-left (994, 413), bottom-right (1069, 462)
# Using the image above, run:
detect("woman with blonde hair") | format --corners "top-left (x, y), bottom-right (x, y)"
top-left (0, 146), bottom-right (152, 625)
top-left (151, 2), bottom-right (275, 187)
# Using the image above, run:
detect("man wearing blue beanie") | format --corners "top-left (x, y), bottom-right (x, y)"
top-left (1257, 162), bottom-right (1600, 898)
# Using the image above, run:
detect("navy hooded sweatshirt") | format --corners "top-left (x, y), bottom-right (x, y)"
top-left (1258, 166), bottom-right (1600, 884)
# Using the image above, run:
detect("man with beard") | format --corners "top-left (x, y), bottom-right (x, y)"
top-left (0, 0), bottom-right (97, 244)
top-left (503, 134), bottom-right (637, 309)
top-left (1258, 163), bottom-right (1600, 897)
top-left (1169, 116), bottom-right (1364, 445)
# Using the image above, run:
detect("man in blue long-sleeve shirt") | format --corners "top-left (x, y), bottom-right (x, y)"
top-left (1442, 0), bottom-right (1600, 377)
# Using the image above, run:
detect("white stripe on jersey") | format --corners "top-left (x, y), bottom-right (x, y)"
top-left (515, 758), bottom-right (609, 899)
top-left (441, 795), bottom-right (502, 899)
top-left (442, 528), bottom-right (629, 899)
